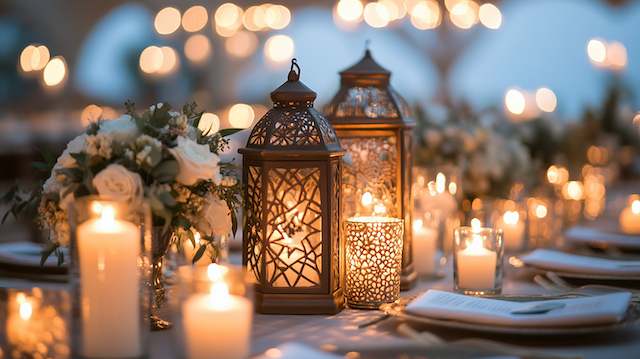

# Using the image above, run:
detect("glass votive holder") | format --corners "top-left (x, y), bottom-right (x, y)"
top-left (453, 226), bottom-right (504, 296)
top-left (491, 200), bottom-right (527, 253)
top-left (412, 213), bottom-right (442, 278)
top-left (345, 216), bottom-right (404, 309)
top-left (1, 287), bottom-right (71, 358)
top-left (172, 264), bottom-right (253, 359)
top-left (68, 196), bottom-right (151, 359)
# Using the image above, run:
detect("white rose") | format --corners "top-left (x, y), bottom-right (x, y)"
top-left (43, 175), bottom-right (62, 195)
top-left (98, 115), bottom-right (139, 143)
top-left (170, 136), bottom-right (221, 186)
top-left (55, 133), bottom-right (87, 169)
top-left (92, 164), bottom-right (144, 205)
top-left (196, 194), bottom-right (232, 237)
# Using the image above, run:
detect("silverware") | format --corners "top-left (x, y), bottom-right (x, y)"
top-left (534, 272), bottom-right (640, 303)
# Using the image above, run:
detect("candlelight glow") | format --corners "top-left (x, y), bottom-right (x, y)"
top-left (199, 112), bottom-right (220, 135)
top-left (587, 38), bottom-right (607, 65)
top-left (154, 7), bottom-right (181, 35)
top-left (373, 203), bottom-right (387, 215)
top-left (361, 192), bottom-right (373, 207)
top-left (182, 5), bottom-right (208, 32)
top-left (207, 263), bottom-right (229, 282)
top-left (42, 56), bottom-right (67, 87)
top-left (228, 103), bottom-right (255, 128)
top-left (435, 172), bottom-right (446, 193)
top-left (470, 218), bottom-right (481, 230)
top-left (185, 34), bottom-right (212, 64)
top-left (535, 87), bottom-right (557, 113)
top-left (503, 210), bottom-right (519, 225)
top-left (478, 3), bottom-right (501, 29)
top-left (448, 181), bottom-right (457, 195)
top-left (505, 88), bottom-right (526, 115)
top-left (18, 299), bottom-right (33, 321)
top-left (363, 2), bottom-right (390, 28)
top-left (264, 35), bottom-right (294, 63)
top-left (563, 181), bottom-right (584, 201)
top-left (632, 200), bottom-right (640, 215)
top-left (535, 204), bottom-right (548, 219)
top-left (225, 31), bottom-right (258, 58)
top-left (410, 0), bottom-right (441, 30)
top-left (413, 219), bottom-right (424, 231)
top-left (546, 165), bottom-right (568, 185)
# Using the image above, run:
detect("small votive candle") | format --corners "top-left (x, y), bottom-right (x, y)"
top-left (412, 218), bottom-right (439, 276)
top-left (496, 210), bottom-right (525, 252)
top-left (619, 195), bottom-right (640, 235)
top-left (345, 216), bottom-right (404, 309)
top-left (454, 224), bottom-right (504, 295)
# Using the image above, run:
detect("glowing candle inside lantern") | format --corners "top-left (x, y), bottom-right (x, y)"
top-left (619, 197), bottom-right (640, 235)
top-left (183, 230), bottom-right (208, 266)
top-left (182, 264), bottom-right (252, 359)
top-left (456, 221), bottom-right (497, 290)
top-left (77, 204), bottom-right (141, 357)
top-left (497, 210), bottom-right (525, 251)
top-left (412, 219), bottom-right (438, 275)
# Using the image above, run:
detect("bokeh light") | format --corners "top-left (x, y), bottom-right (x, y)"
top-left (478, 3), bottom-right (501, 29)
top-left (264, 34), bottom-right (294, 63)
top-left (606, 41), bottom-right (627, 71)
top-left (243, 5), bottom-right (267, 31)
top-left (157, 46), bottom-right (178, 75)
top-left (228, 103), bottom-right (255, 128)
top-left (42, 56), bottom-right (67, 87)
top-left (449, 0), bottom-right (479, 29)
top-left (81, 104), bottom-right (103, 125)
top-left (336, 0), bottom-right (364, 23)
top-left (214, 3), bottom-right (244, 37)
top-left (535, 87), bottom-right (557, 113)
top-left (363, 2), bottom-right (390, 28)
top-left (182, 5), bottom-right (208, 32)
top-left (184, 34), bottom-right (212, 64)
top-left (587, 38), bottom-right (607, 65)
top-left (379, 0), bottom-right (406, 21)
top-left (264, 4), bottom-right (291, 30)
top-left (20, 45), bottom-right (50, 72)
top-left (199, 112), bottom-right (221, 135)
top-left (410, 0), bottom-right (441, 30)
top-left (505, 88), bottom-right (526, 115)
top-left (139, 46), bottom-right (164, 74)
top-left (225, 31), bottom-right (258, 58)
top-left (154, 7), bottom-right (181, 35)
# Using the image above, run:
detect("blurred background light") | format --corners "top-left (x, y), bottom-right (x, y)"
top-left (215, 3), bottom-right (244, 36)
top-left (264, 4), bottom-right (291, 30)
top-left (225, 31), bottom-right (258, 58)
top-left (199, 112), bottom-right (221, 135)
top-left (449, 0), bottom-right (479, 29)
top-left (228, 103), bottom-right (255, 128)
top-left (154, 7), bottom-right (181, 35)
top-left (478, 3), bottom-right (502, 30)
top-left (410, 0), bottom-right (441, 30)
top-left (182, 5), bottom-right (208, 33)
top-left (535, 87), bottom-right (557, 113)
top-left (505, 88), bottom-right (526, 115)
top-left (42, 56), bottom-right (67, 87)
top-left (139, 45), bottom-right (163, 74)
top-left (184, 34), bottom-right (212, 64)
top-left (587, 38), bottom-right (607, 65)
top-left (264, 34), bottom-right (294, 63)
top-left (363, 2), bottom-right (390, 28)
top-left (157, 46), bottom-right (179, 75)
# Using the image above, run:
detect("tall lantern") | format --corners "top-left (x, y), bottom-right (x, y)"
top-left (239, 59), bottom-right (345, 314)
top-left (325, 49), bottom-right (417, 290)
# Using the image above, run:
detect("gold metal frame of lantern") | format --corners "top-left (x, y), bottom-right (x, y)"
top-left (239, 59), bottom-right (345, 314)
top-left (325, 48), bottom-right (417, 290)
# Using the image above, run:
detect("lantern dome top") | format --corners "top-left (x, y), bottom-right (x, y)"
top-left (240, 59), bottom-right (343, 156)
top-left (340, 49), bottom-right (391, 81)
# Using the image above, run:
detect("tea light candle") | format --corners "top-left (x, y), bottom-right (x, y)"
top-left (497, 210), bottom-right (525, 251)
top-left (76, 205), bottom-right (141, 358)
top-left (412, 219), bottom-right (438, 275)
top-left (619, 197), bottom-right (640, 235)
top-left (455, 221), bottom-right (498, 292)
top-left (182, 265), bottom-right (252, 359)
top-left (345, 216), bottom-right (404, 309)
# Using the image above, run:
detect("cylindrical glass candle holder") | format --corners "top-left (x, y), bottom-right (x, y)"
top-left (171, 264), bottom-right (253, 359)
top-left (1, 287), bottom-right (71, 358)
top-left (345, 216), bottom-right (404, 309)
top-left (491, 200), bottom-right (527, 253)
top-left (412, 213), bottom-right (442, 278)
top-left (453, 226), bottom-right (504, 296)
top-left (68, 197), bottom-right (151, 358)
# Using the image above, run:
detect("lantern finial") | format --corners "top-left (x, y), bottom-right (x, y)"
top-left (288, 58), bottom-right (300, 81)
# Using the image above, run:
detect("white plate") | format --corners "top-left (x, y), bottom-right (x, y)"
top-left (565, 226), bottom-right (640, 250)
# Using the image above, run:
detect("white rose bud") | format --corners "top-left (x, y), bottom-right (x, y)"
top-left (196, 194), bottom-right (232, 237)
top-left (92, 164), bottom-right (144, 205)
top-left (170, 136), bottom-right (221, 186)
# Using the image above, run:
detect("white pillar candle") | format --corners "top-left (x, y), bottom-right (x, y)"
top-left (456, 234), bottom-right (497, 289)
top-left (412, 220), bottom-right (438, 275)
top-left (182, 282), bottom-right (252, 359)
top-left (620, 200), bottom-right (640, 235)
top-left (76, 206), bottom-right (141, 358)
top-left (497, 211), bottom-right (525, 251)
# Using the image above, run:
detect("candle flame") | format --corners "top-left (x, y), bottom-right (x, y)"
top-left (632, 200), bottom-right (640, 215)
top-left (535, 204), bottom-right (548, 219)
top-left (470, 218), bottom-right (482, 231)
top-left (448, 182), bottom-right (457, 195)
top-left (503, 210), bottom-right (519, 225)
top-left (209, 281), bottom-right (232, 309)
top-left (413, 219), bottom-right (424, 232)
top-left (361, 192), bottom-right (373, 207)
top-left (373, 203), bottom-right (387, 215)
top-left (435, 172), bottom-right (446, 194)
top-left (563, 181), bottom-right (584, 201)
top-left (18, 300), bottom-right (33, 321)
top-left (207, 263), bottom-right (229, 282)
top-left (193, 230), bottom-right (201, 245)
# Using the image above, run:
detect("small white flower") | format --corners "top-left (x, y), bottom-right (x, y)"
top-left (85, 134), bottom-right (113, 159)
top-left (169, 136), bottom-right (221, 186)
top-left (98, 115), bottom-right (139, 144)
top-left (92, 164), bottom-right (144, 205)
top-left (54, 133), bottom-right (87, 169)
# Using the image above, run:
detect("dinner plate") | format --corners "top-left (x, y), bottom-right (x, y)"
top-left (0, 242), bottom-right (67, 279)
top-left (565, 226), bottom-right (640, 250)
top-left (379, 298), bottom-right (640, 336)
top-left (520, 264), bottom-right (640, 281)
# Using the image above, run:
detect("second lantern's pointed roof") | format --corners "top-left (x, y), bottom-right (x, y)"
top-left (340, 49), bottom-right (391, 78)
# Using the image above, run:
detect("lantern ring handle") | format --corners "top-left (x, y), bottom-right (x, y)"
top-left (288, 58), bottom-right (300, 81)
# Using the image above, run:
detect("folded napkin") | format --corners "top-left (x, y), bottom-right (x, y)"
top-left (254, 343), bottom-right (341, 359)
top-left (520, 249), bottom-right (640, 276)
top-left (565, 226), bottom-right (640, 249)
top-left (406, 290), bottom-right (631, 327)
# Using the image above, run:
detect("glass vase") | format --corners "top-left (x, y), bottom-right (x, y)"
top-left (453, 226), bottom-right (504, 296)
top-left (68, 196), bottom-right (151, 358)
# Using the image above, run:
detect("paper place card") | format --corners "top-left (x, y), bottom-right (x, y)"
top-left (565, 226), bottom-right (640, 249)
top-left (520, 249), bottom-right (640, 276)
top-left (406, 290), bottom-right (631, 327)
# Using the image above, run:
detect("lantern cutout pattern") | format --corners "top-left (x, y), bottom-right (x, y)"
top-left (239, 59), bottom-right (345, 314)
top-left (325, 48), bottom-right (417, 290)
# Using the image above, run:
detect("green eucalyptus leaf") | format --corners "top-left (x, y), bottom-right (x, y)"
top-left (192, 244), bottom-right (207, 264)
top-left (218, 128), bottom-right (243, 137)
top-left (152, 160), bottom-right (179, 183)
top-left (158, 191), bottom-right (177, 208)
top-left (40, 242), bottom-right (59, 267)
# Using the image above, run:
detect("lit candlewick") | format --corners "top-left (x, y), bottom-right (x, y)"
top-left (455, 225), bottom-right (499, 294)
top-left (497, 210), bottom-right (524, 251)
top-left (619, 196), bottom-right (640, 235)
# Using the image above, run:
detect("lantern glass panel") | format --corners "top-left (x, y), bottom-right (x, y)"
top-left (334, 87), bottom-right (399, 118)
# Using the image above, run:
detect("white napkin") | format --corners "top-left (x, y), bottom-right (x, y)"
top-left (565, 226), bottom-right (640, 249)
top-left (406, 290), bottom-right (631, 327)
top-left (254, 343), bottom-right (342, 359)
top-left (520, 249), bottom-right (640, 276)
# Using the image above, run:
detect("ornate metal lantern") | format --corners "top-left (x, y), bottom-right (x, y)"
top-left (239, 59), bottom-right (345, 314)
top-left (325, 49), bottom-right (417, 290)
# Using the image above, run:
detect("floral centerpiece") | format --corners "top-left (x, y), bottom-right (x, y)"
top-left (5, 101), bottom-right (241, 265)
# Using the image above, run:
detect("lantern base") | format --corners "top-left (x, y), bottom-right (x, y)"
top-left (254, 289), bottom-right (345, 314)
top-left (400, 265), bottom-right (417, 291)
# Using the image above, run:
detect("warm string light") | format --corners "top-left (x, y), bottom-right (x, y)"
top-left (42, 56), bottom-right (67, 87)
top-left (547, 165), bottom-right (569, 186)
top-left (228, 103), bottom-right (255, 128)
top-left (182, 5), bottom-right (208, 32)
top-left (184, 34), bottom-right (212, 64)
top-left (139, 46), bottom-right (179, 76)
top-left (587, 38), bottom-right (627, 71)
top-left (505, 87), bottom-right (557, 119)
top-left (155, 7), bottom-right (181, 35)
top-left (264, 34), bottom-right (295, 64)
top-left (225, 31), bottom-right (258, 58)
top-left (199, 113), bottom-right (221, 135)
